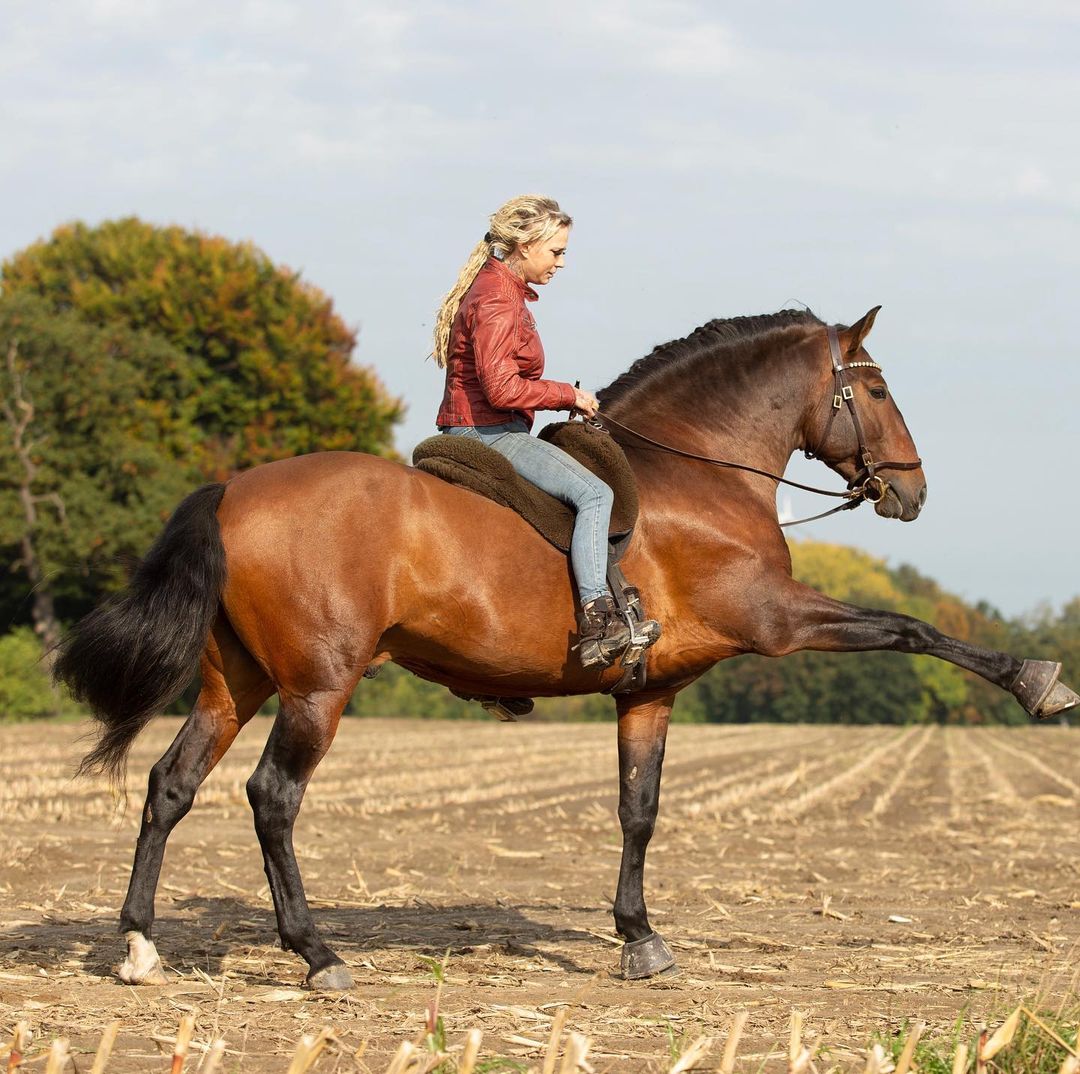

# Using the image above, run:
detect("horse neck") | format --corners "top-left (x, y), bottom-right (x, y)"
top-left (607, 327), bottom-right (821, 483)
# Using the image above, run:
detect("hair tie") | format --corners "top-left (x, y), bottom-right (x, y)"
top-left (484, 231), bottom-right (493, 244)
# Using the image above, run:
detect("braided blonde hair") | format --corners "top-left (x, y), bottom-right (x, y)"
top-left (432, 194), bottom-right (573, 367)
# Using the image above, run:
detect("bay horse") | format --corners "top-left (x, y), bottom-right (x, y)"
top-left (55, 306), bottom-right (1077, 989)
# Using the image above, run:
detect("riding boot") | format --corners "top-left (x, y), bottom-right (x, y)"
top-left (577, 595), bottom-right (660, 670)
top-left (577, 596), bottom-right (630, 669)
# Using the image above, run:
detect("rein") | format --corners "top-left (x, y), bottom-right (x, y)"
top-left (593, 325), bottom-right (923, 529)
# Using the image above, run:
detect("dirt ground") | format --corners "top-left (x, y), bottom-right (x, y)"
top-left (1, 717), bottom-right (1078, 1072)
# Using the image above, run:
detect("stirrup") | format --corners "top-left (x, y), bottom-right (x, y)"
top-left (601, 566), bottom-right (662, 692)
top-left (450, 691), bottom-right (535, 721)
top-left (612, 608), bottom-right (661, 672)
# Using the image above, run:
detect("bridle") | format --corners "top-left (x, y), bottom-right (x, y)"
top-left (592, 325), bottom-right (924, 528)
top-left (806, 326), bottom-right (923, 507)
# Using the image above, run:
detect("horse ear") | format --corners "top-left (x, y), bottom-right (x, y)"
top-left (841, 305), bottom-right (882, 356)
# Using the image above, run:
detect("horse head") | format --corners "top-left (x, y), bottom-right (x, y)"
top-left (804, 307), bottom-right (928, 522)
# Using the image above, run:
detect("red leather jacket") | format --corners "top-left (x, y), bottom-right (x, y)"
top-left (437, 257), bottom-right (577, 429)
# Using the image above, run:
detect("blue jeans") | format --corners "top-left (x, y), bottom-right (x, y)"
top-left (440, 421), bottom-right (613, 604)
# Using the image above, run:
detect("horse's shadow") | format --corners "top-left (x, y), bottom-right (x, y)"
top-left (0, 897), bottom-right (604, 984)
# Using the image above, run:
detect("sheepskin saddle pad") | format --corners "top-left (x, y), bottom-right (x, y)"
top-left (412, 421), bottom-right (638, 555)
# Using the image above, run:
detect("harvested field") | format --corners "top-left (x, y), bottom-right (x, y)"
top-left (1, 717), bottom-right (1078, 1071)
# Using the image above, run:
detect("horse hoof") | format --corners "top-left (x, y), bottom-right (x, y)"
top-left (306, 962), bottom-right (354, 991)
top-left (1011, 660), bottom-right (1079, 718)
top-left (1038, 678), bottom-right (1080, 718)
top-left (620, 932), bottom-right (677, 980)
top-left (118, 931), bottom-right (168, 985)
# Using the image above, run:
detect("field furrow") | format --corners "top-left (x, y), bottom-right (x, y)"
top-left (767, 726), bottom-right (916, 821)
top-left (869, 723), bottom-right (937, 818)
top-left (1, 718), bottom-right (1078, 1074)
top-left (983, 728), bottom-right (1080, 798)
top-left (956, 728), bottom-right (1028, 816)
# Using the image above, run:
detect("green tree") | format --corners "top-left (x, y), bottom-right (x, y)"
top-left (0, 628), bottom-right (65, 718)
top-left (0, 293), bottom-right (198, 632)
top-left (2, 217), bottom-right (403, 475)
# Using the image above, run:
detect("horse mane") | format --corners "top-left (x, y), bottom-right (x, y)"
top-left (598, 308), bottom-right (823, 408)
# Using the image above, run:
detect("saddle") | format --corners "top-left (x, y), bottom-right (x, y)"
top-left (413, 421), bottom-right (638, 556)
top-left (411, 421), bottom-right (653, 700)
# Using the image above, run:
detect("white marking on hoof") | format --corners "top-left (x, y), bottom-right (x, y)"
top-left (306, 962), bottom-right (354, 991)
top-left (118, 931), bottom-right (168, 985)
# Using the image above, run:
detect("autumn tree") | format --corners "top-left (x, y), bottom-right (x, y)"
top-left (2, 218), bottom-right (403, 476)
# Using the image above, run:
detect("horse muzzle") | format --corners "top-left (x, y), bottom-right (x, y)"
top-left (873, 478), bottom-right (926, 521)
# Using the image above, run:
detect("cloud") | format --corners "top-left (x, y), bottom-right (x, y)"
top-left (0, 0), bottom-right (461, 190)
top-left (1013, 165), bottom-right (1051, 198)
top-left (4, 0), bottom-right (1078, 221)
top-left (574, 1), bottom-right (738, 77)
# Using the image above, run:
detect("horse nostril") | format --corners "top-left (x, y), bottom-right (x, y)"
top-left (918, 486), bottom-right (927, 508)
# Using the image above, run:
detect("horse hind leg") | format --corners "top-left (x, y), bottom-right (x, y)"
top-left (118, 619), bottom-right (272, 984)
top-left (246, 686), bottom-right (354, 990)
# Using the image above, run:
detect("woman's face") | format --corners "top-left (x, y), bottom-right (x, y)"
top-left (517, 225), bottom-right (569, 286)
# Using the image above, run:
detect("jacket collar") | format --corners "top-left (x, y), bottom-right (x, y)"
top-left (487, 256), bottom-right (539, 302)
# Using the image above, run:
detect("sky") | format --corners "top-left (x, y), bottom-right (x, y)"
top-left (2, 0), bottom-right (1078, 616)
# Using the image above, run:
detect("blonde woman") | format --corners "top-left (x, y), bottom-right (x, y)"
top-left (433, 194), bottom-right (659, 669)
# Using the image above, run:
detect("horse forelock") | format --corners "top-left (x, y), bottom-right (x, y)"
top-left (597, 308), bottom-right (824, 411)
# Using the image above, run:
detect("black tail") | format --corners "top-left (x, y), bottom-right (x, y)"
top-left (55, 483), bottom-right (228, 783)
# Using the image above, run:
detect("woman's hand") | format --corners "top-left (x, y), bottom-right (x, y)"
top-left (573, 387), bottom-right (599, 418)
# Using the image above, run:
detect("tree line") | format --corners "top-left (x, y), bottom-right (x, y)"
top-left (1, 218), bottom-right (1074, 724)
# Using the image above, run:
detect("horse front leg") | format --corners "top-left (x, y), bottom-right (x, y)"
top-left (756, 580), bottom-right (1079, 717)
top-left (613, 693), bottom-right (678, 979)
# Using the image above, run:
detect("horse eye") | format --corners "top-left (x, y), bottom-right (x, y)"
top-left (869, 387), bottom-right (887, 400)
